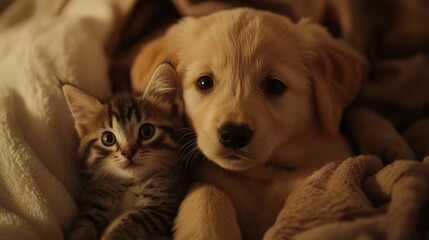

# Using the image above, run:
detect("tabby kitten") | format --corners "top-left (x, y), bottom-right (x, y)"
top-left (63, 63), bottom-right (186, 240)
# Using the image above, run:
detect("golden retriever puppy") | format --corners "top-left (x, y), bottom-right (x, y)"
top-left (131, 8), bottom-right (366, 240)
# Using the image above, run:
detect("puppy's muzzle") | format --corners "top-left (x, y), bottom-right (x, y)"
top-left (218, 122), bottom-right (252, 150)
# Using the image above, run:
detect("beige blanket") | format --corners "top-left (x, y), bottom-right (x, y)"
top-left (265, 155), bottom-right (429, 239)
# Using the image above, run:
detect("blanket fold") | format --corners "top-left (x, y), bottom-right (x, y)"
top-left (264, 156), bottom-right (429, 239)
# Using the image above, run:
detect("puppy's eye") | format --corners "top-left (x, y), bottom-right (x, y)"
top-left (196, 76), bottom-right (213, 90)
top-left (263, 78), bottom-right (286, 95)
top-left (139, 123), bottom-right (155, 140)
top-left (102, 131), bottom-right (116, 146)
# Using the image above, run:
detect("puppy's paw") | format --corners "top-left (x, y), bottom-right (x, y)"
top-left (174, 183), bottom-right (241, 240)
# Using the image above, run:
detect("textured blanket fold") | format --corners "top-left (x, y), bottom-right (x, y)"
top-left (0, 0), bottom-right (134, 239)
top-left (264, 156), bottom-right (429, 239)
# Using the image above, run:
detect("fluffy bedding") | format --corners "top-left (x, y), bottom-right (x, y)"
top-left (0, 0), bottom-right (428, 239)
top-left (266, 156), bottom-right (429, 239)
top-left (0, 0), bottom-right (133, 239)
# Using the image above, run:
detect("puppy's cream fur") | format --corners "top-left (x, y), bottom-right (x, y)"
top-left (132, 8), bottom-right (366, 240)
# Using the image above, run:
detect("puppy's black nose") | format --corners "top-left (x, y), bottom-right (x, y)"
top-left (218, 122), bottom-right (252, 149)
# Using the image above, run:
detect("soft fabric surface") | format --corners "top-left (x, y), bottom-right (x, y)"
top-left (0, 0), bottom-right (133, 239)
top-left (265, 156), bottom-right (429, 239)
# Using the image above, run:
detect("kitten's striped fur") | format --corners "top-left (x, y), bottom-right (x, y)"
top-left (63, 64), bottom-right (186, 240)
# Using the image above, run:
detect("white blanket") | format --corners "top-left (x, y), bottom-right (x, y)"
top-left (0, 0), bottom-right (133, 239)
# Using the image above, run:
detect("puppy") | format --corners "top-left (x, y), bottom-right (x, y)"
top-left (131, 8), bottom-right (367, 240)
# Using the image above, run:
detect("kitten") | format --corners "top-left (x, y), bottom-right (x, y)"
top-left (63, 63), bottom-right (186, 240)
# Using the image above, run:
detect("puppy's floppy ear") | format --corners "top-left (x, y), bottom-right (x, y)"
top-left (131, 17), bottom-right (196, 92)
top-left (300, 19), bottom-right (368, 135)
top-left (131, 34), bottom-right (178, 92)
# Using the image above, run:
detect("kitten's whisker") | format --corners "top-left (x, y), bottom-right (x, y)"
top-left (179, 141), bottom-right (197, 156)
top-left (179, 141), bottom-right (196, 166)
top-left (174, 127), bottom-right (197, 143)
top-left (180, 141), bottom-right (202, 173)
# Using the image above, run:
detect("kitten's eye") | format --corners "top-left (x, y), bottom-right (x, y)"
top-left (263, 78), bottom-right (286, 95)
top-left (102, 131), bottom-right (116, 146)
top-left (196, 76), bottom-right (213, 91)
top-left (139, 124), bottom-right (155, 140)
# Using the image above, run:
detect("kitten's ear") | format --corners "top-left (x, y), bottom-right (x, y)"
top-left (145, 63), bottom-right (182, 114)
top-left (62, 84), bottom-right (103, 135)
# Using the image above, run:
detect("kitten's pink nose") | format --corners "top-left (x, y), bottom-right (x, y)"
top-left (121, 149), bottom-right (136, 159)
